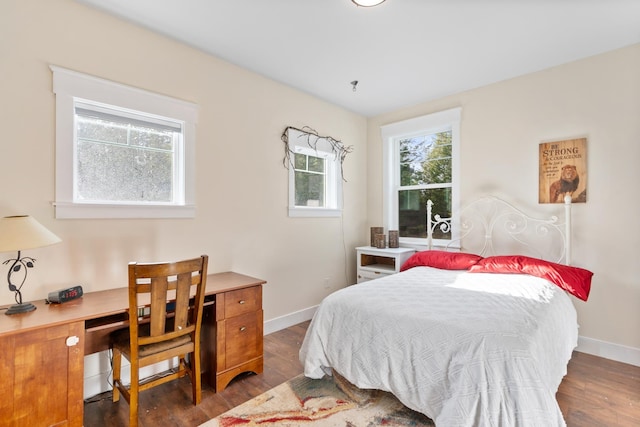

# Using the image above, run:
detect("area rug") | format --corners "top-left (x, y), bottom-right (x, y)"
top-left (200, 372), bottom-right (434, 427)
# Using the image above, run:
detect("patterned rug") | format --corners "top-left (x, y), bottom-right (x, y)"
top-left (200, 372), bottom-right (434, 427)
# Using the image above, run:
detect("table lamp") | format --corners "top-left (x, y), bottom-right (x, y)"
top-left (0, 215), bottom-right (61, 315)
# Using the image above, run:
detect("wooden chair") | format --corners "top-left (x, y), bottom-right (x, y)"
top-left (111, 255), bottom-right (208, 427)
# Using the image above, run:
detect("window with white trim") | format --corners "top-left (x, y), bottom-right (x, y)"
top-left (51, 66), bottom-right (198, 219)
top-left (381, 108), bottom-right (461, 247)
top-left (287, 128), bottom-right (342, 217)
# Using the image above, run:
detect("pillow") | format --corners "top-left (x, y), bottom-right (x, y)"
top-left (468, 255), bottom-right (593, 301)
top-left (400, 250), bottom-right (483, 272)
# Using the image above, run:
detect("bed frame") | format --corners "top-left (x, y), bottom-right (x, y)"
top-left (427, 195), bottom-right (573, 265)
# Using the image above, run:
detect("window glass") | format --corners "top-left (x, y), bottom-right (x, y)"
top-left (398, 130), bottom-right (452, 239)
top-left (400, 131), bottom-right (452, 186)
top-left (294, 153), bottom-right (326, 207)
top-left (75, 105), bottom-right (181, 204)
top-left (399, 187), bottom-right (451, 239)
top-left (308, 155), bottom-right (325, 173)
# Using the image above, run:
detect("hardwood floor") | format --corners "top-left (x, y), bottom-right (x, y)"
top-left (85, 321), bottom-right (640, 426)
top-left (558, 350), bottom-right (640, 426)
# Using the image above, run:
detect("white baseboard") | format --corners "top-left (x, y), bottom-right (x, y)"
top-left (576, 335), bottom-right (640, 367)
top-left (264, 305), bottom-right (318, 335)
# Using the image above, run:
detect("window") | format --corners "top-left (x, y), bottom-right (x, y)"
top-left (51, 66), bottom-right (198, 219)
top-left (287, 128), bottom-right (342, 217)
top-left (381, 107), bottom-right (461, 248)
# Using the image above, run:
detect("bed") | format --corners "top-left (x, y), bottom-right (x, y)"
top-left (299, 196), bottom-right (593, 426)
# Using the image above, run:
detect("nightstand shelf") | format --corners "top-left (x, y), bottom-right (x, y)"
top-left (356, 246), bottom-right (416, 283)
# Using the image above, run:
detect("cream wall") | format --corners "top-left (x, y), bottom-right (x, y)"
top-left (0, 0), bottom-right (368, 324)
top-left (368, 43), bottom-right (640, 361)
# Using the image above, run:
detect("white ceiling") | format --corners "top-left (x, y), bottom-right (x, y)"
top-left (75, 0), bottom-right (640, 117)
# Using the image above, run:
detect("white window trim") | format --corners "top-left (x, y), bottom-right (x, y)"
top-left (287, 129), bottom-right (343, 218)
top-left (51, 65), bottom-right (198, 219)
top-left (381, 107), bottom-right (461, 249)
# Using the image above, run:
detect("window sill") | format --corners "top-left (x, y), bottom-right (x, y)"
top-left (53, 202), bottom-right (196, 219)
top-left (288, 207), bottom-right (342, 218)
top-left (399, 238), bottom-right (461, 252)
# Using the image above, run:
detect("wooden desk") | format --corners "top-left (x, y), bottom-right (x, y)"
top-left (0, 271), bottom-right (265, 427)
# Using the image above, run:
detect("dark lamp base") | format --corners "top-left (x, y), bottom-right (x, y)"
top-left (5, 302), bottom-right (37, 315)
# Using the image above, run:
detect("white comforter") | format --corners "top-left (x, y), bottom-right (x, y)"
top-left (299, 266), bottom-right (578, 427)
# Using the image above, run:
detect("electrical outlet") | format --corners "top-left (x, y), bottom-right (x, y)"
top-left (323, 277), bottom-right (331, 289)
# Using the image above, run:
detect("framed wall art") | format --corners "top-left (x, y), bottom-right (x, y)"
top-left (539, 138), bottom-right (587, 204)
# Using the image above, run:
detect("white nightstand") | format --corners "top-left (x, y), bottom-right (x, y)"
top-left (356, 246), bottom-right (416, 283)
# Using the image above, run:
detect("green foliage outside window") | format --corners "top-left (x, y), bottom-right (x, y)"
top-left (294, 153), bottom-right (325, 207)
top-left (398, 131), bottom-right (452, 239)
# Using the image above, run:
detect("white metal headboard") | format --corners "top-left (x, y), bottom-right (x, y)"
top-left (427, 195), bottom-right (572, 265)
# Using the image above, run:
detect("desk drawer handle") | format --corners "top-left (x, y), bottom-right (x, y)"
top-left (238, 300), bottom-right (246, 305)
top-left (66, 336), bottom-right (80, 347)
top-left (239, 326), bottom-right (246, 332)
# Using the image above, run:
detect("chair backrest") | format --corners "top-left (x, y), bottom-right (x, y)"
top-left (127, 255), bottom-right (208, 349)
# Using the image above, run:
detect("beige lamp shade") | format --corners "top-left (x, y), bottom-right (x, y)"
top-left (0, 215), bottom-right (61, 253)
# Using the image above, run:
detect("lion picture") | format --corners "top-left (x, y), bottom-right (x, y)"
top-left (539, 138), bottom-right (587, 204)
top-left (549, 164), bottom-right (579, 203)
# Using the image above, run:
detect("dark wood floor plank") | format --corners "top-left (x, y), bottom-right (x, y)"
top-left (557, 351), bottom-right (640, 426)
top-left (85, 321), bottom-right (640, 426)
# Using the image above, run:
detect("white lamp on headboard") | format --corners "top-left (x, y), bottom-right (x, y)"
top-left (0, 215), bottom-right (61, 315)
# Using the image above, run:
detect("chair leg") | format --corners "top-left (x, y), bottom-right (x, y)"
top-left (129, 360), bottom-right (139, 427)
top-left (191, 347), bottom-right (202, 405)
top-left (112, 348), bottom-right (121, 402)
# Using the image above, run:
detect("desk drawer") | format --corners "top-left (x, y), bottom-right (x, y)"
top-left (224, 286), bottom-right (260, 318)
top-left (224, 311), bottom-right (262, 368)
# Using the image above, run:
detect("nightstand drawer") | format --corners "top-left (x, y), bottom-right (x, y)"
top-left (224, 286), bottom-right (260, 317)
top-left (357, 269), bottom-right (392, 283)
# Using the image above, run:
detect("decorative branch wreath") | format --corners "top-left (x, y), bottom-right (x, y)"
top-left (281, 126), bottom-right (353, 181)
